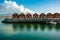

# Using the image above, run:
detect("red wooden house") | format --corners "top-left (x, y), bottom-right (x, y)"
top-left (26, 13), bottom-right (32, 18)
top-left (18, 13), bottom-right (25, 18)
top-left (33, 13), bottom-right (38, 18)
top-left (47, 13), bottom-right (53, 18)
top-left (12, 13), bottom-right (18, 18)
top-left (39, 13), bottom-right (46, 18)
top-left (53, 13), bottom-right (60, 18)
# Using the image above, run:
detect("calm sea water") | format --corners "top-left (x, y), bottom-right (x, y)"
top-left (0, 18), bottom-right (60, 40)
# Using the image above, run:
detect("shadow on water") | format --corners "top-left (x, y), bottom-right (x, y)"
top-left (12, 23), bottom-right (60, 31)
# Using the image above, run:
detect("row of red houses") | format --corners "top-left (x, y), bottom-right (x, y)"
top-left (12, 13), bottom-right (60, 18)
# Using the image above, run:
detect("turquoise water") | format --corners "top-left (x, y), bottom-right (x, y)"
top-left (0, 18), bottom-right (60, 40)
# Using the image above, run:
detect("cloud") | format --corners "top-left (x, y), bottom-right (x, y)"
top-left (0, 0), bottom-right (37, 14)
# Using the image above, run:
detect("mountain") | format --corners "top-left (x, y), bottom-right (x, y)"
top-left (0, 14), bottom-right (12, 16)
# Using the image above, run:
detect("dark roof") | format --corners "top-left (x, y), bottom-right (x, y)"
top-left (47, 13), bottom-right (52, 15)
top-left (40, 13), bottom-right (46, 16)
top-left (53, 13), bottom-right (59, 15)
top-left (12, 13), bottom-right (18, 16)
top-left (26, 13), bottom-right (31, 16)
top-left (19, 13), bottom-right (25, 16)
top-left (33, 13), bottom-right (38, 16)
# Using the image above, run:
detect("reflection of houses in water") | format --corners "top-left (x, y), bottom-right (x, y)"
top-left (25, 23), bottom-right (31, 31)
top-left (46, 24), bottom-right (53, 31)
top-left (55, 24), bottom-right (60, 31)
top-left (12, 23), bottom-right (60, 31)
top-left (19, 24), bottom-right (25, 31)
top-left (33, 23), bottom-right (38, 31)
top-left (12, 23), bottom-right (25, 31)
top-left (39, 23), bottom-right (46, 31)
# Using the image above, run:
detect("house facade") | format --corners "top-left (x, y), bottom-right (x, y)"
top-left (26, 13), bottom-right (32, 18)
top-left (33, 13), bottom-right (38, 18)
top-left (12, 13), bottom-right (18, 18)
top-left (53, 13), bottom-right (60, 18)
top-left (39, 13), bottom-right (46, 18)
top-left (18, 13), bottom-right (25, 18)
top-left (47, 13), bottom-right (53, 18)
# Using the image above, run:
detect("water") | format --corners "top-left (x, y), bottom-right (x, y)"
top-left (0, 18), bottom-right (60, 40)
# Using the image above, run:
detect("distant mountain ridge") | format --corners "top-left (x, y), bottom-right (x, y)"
top-left (0, 14), bottom-right (12, 16)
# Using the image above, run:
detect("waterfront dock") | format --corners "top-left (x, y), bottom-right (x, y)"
top-left (2, 18), bottom-right (60, 24)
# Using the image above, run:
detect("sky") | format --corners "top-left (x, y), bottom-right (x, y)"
top-left (0, 0), bottom-right (60, 14)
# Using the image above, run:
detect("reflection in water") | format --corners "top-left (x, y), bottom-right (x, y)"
top-left (33, 23), bottom-right (38, 31)
top-left (39, 23), bottom-right (46, 31)
top-left (12, 23), bottom-right (25, 31)
top-left (12, 23), bottom-right (60, 31)
top-left (12, 24), bottom-right (17, 31)
top-left (55, 24), bottom-right (60, 31)
top-left (46, 24), bottom-right (53, 31)
top-left (1, 19), bottom-right (60, 40)
top-left (19, 23), bottom-right (25, 31)
top-left (26, 23), bottom-right (31, 31)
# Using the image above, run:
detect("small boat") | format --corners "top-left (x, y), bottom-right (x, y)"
top-left (49, 21), bottom-right (57, 24)
top-left (46, 21), bottom-right (57, 24)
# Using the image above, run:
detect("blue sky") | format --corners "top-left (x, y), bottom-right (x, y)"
top-left (0, 0), bottom-right (60, 14)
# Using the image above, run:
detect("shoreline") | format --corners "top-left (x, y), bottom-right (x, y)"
top-left (0, 16), bottom-right (12, 18)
